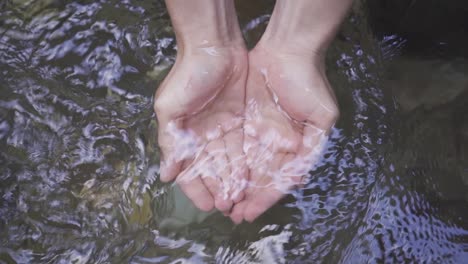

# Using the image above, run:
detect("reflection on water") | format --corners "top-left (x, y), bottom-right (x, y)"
top-left (1, 0), bottom-right (467, 263)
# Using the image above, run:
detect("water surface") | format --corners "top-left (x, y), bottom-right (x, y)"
top-left (1, 0), bottom-right (467, 263)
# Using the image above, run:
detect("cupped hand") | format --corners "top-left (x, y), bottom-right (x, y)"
top-left (230, 47), bottom-right (339, 223)
top-left (154, 45), bottom-right (248, 213)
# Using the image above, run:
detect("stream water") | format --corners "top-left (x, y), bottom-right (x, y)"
top-left (1, 0), bottom-right (467, 263)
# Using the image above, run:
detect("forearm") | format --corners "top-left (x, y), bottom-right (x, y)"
top-left (259, 0), bottom-right (353, 57)
top-left (165, 0), bottom-right (244, 51)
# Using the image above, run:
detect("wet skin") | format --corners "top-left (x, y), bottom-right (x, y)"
top-left (156, 0), bottom-right (349, 223)
top-left (155, 44), bottom-right (338, 222)
top-left (229, 46), bottom-right (338, 223)
top-left (155, 45), bottom-right (248, 214)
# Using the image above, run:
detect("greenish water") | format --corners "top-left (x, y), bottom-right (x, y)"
top-left (1, 0), bottom-right (467, 263)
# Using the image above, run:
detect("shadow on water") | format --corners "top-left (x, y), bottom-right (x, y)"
top-left (0, 0), bottom-right (467, 263)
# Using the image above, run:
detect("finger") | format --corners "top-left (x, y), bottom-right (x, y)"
top-left (244, 114), bottom-right (277, 164)
top-left (202, 174), bottom-right (232, 212)
top-left (177, 154), bottom-right (214, 212)
top-left (243, 186), bottom-right (284, 223)
top-left (245, 142), bottom-right (276, 187)
top-left (264, 152), bottom-right (287, 192)
top-left (246, 135), bottom-right (275, 177)
top-left (232, 184), bottom-right (245, 204)
top-left (230, 168), bottom-right (254, 224)
top-left (204, 140), bottom-right (233, 213)
top-left (245, 134), bottom-right (261, 170)
top-left (160, 119), bottom-right (205, 183)
top-left (178, 177), bottom-right (214, 212)
top-left (298, 124), bottom-right (328, 165)
top-left (223, 130), bottom-right (248, 203)
top-left (242, 152), bottom-right (294, 223)
top-left (279, 153), bottom-right (305, 187)
top-left (158, 120), bottom-right (184, 182)
top-left (230, 200), bottom-right (248, 224)
top-left (160, 159), bottom-right (182, 183)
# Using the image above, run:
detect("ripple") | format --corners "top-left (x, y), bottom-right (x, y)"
top-left (1, 0), bottom-right (467, 263)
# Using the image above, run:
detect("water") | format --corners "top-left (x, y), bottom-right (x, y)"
top-left (1, 0), bottom-right (467, 263)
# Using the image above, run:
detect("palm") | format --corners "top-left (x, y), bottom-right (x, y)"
top-left (230, 48), bottom-right (339, 223)
top-left (155, 48), bottom-right (248, 213)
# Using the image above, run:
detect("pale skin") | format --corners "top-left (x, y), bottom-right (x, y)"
top-left (154, 0), bottom-right (353, 223)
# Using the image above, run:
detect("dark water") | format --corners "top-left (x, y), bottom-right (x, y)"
top-left (1, 0), bottom-right (467, 263)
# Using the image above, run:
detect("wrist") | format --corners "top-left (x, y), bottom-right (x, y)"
top-left (254, 36), bottom-right (326, 69)
top-left (175, 43), bottom-right (248, 67)
top-left (174, 24), bottom-right (245, 53)
top-left (257, 16), bottom-right (336, 59)
top-left (250, 42), bottom-right (326, 80)
top-left (165, 0), bottom-right (244, 53)
top-left (178, 38), bottom-right (246, 57)
top-left (256, 34), bottom-right (328, 62)
top-left (257, 0), bottom-right (353, 60)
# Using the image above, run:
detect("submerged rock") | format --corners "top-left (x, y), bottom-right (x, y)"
top-left (153, 184), bottom-right (215, 231)
top-left (386, 58), bottom-right (468, 112)
top-left (387, 59), bottom-right (468, 203)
